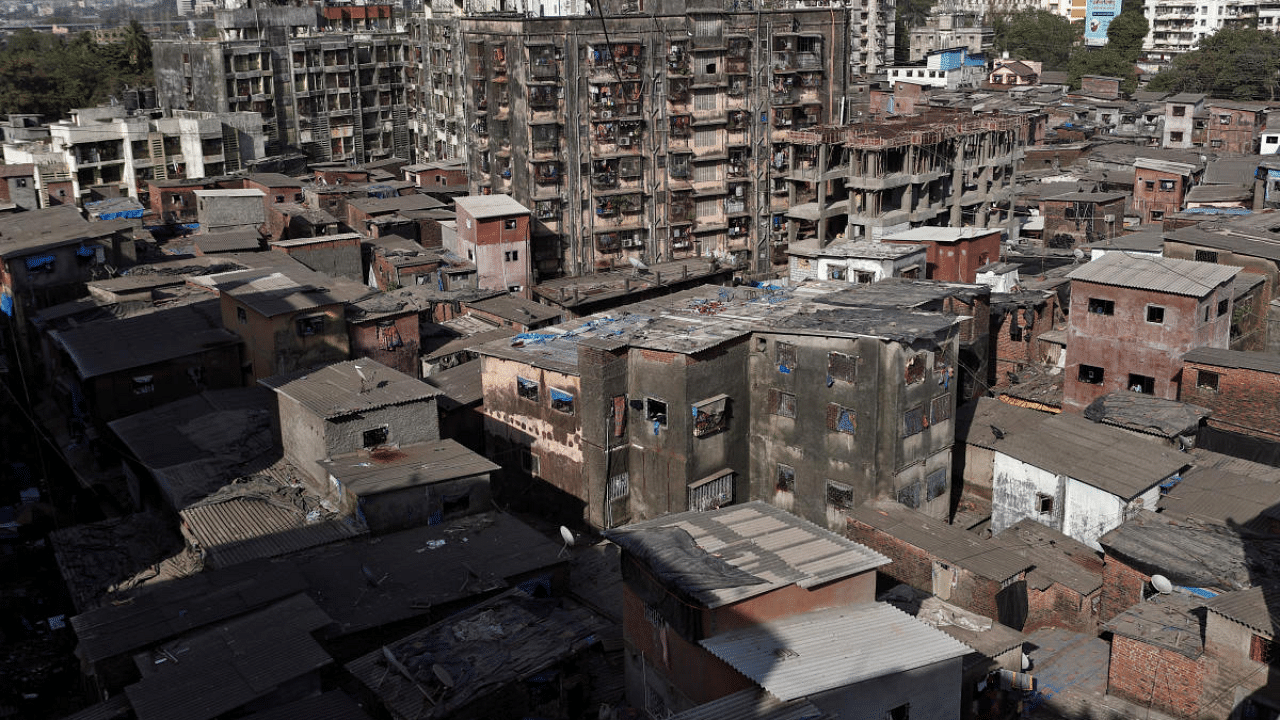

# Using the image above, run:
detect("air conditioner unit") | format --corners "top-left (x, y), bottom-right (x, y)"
top-left (618, 137), bottom-right (632, 147)
top-left (1103, 214), bottom-right (1115, 222)
top-left (601, 110), bottom-right (613, 119)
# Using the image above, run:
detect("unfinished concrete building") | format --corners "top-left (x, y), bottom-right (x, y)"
top-left (779, 109), bottom-right (1032, 247)
top-left (457, 0), bottom-right (893, 278)
top-left (153, 4), bottom-right (410, 163)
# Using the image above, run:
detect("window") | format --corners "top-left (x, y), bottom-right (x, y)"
top-left (1172, 106), bottom-right (1186, 117)
top-left (1128, 373), bottom-right (1155, 394)
top-left (550, 388), bottom-right (575, 414)
top-left (508, 285), bottom-right (522, 293)
top-left (362, 426), bottom-right (389, 448)
top-left (776, 342), bottom-right (797, 372)
top-left (903, 406), bottom-right (925, 437)
top-left (503, 218), bottom-right (517, 230)
top-left (505, 250), bottom-right (519, 262)
top-left (768, 389), bottom-right (797, 418)
top-left (826, 480), bottom-right (854, 510)
top-left (688, 471), bottom-right (734, 511)
top-left (296, 316), bottom-right (325, 337)
top-left (275, 195), bottom-right (285, 203)
top-left (827, 352), bottom-right (856, 384)
top-left (1196, 370), bottom-right (1220, 390)
top-left (926, 469), bottom-right (947, 502)
top-left (1146, 305), bottom-right (1165, 324)
top-left (1251, 634), bottom-right (1278, 664)
top-left (827, 265), bottom-right (846, 281)
top-left (1218, 298), bottom-right (1230, 317)
top-left (904, 353), bottom-right (927, 384)
top-left (826, 404), bottom-right (856, 434)
top-left (236, 307), bottom-right (247, 324)
top-left (1078, 364), bottom-right (1105, 385)
top-left (131, 375), bottom-right (155, 395)
top-left (776, 464), bottom-right (795, 493)
top-left (521, 448), bottom-right (540, 475)
top-left (885, 703), bottom-right (910, 720)
top-left (1170, 131), bottom-right (1184, 142)
top-left (1143, 181), bottom-right (1155, 190)
top-left (929, 395), bottom-right (951, 424)
top-left (898, 480), bottom-right (922, 509)
top-left (1087, 298), bottom-right (1114, 315)
top-left (1036, 492), bottom-right (1054, 514)
top-left (1150, 210), bottom-right (1164, 221)
top-left (517, 376), bottom-right (540, 401)
top-left (646, 398), bottom-right (668, 426)
top-left (15, 178), bottom-right (25, 188)
top-left (693, 395), bottom-right (729, 437)
top-left (1159, 179), bottom-right (1177, 191)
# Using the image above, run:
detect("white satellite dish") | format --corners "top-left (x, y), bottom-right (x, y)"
top-left (1151, 574), bottom-right (1173, 594)
top-left (432, 663), bottom-right (454, 688)
top-left (628, 256), bottom-right (649, 272)
top-left (558, 525), bottom-right (575, 558)
top-left (1072, 248), bottom-right (1085, 262)
top-left (353, 364), bottom-right (367, 381)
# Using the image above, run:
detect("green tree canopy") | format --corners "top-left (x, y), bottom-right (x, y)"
top-left (1067, 0), bottom-right (1148, 93)
top-left (992, 9), bottom-right (1081, 71)
top-left (1147, 26), bottom-right (1280, 100)
top-left (0, 24), bottom-right (153, 118)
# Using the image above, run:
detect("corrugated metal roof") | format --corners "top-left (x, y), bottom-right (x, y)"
top-left (71, 560), bottom-right (309, 664)
top-left (699, 603), bottom-right (970, 701)
top-left (848, 501), bottom-right (1031, 582)
top-left (1159, 466), bottom-right (1280, 530)
top-left (53, 300), bottom-right (240, 380)
top-left (989, 519), bottom-right (1103, 595)
top-left (326, 439), bottom-right (499, 494)
top-left (124, 594), bottom-right (333, 720)
top-left (1184, 347), bottom-right (1280, 375)
top-left (1066, 252), bottom-right (1239, 296)
top-left (424, 361), bottom-right (482, 408)
top-left (667, 689), bottom-right (833, 720)
top-left (1207, 586), bottom-right (1280, 637)
top-left (993, 412), bottom-right (1189, 499)
top-left (243, 690), bottom-right (374, 720)
top-left (180, 500), bottom-right (364, 569)
top-left (223, 271), bottom-right (345, 317)
top-left (193, 229), bottom-right (262, 253)
top-left (58, 694), bottom-right (132, 720)
top-left (1103, 592), bottom-right (1204, 658)
top-left (619, 502), bottom-right (889, 609)
top-left (262, 358), bottom-right (439, 420)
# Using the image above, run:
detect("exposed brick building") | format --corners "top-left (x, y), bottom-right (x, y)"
top-left (452, 194), bottom-right (532, 297)
top-left (989, 518), bottom-right (1104, 634)
top-left (1039, 192), bottom-right (1125, 249)
top-left (1205, 101), bottom-right (1265, 155)
top-left (881, 226), bottom-right (1002, 283)
top-left (990, 289), bottom-right (1062, 389)
top-left (847, 501), bottom-right (1032, 628)
top-left (1063, 253), bottom-right (1238, 413)
top-left (1104, 593), bottom-right (1208, 720)
top-left (1180, 347), bottom-right (1280, 442)
top-left (1133, 158), bottom-right (1198, 224)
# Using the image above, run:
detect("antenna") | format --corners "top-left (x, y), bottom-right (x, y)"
top-left (558, 525), bottom-right (575, 558)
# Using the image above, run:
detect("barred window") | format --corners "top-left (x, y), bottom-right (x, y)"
top-left (827, 352), bottom-right (856, 384)
top-left (904, 353), bottom-right (927, 384)
top-left (826, 480), bottom-right (854, 510)
top-left (694, 127), bottom-right (718, 146)
top-left (929, 395), bottom-right (951, 424)
top-left (517, 376), bottom-right (540, 401)
top-left (776, 464), bottom-right (795, 493)
top-left (903, 406), bottom-right (926, 437)
top-left (608, 473), bottom-right (630, 500)
top-left (776, 342), bottom-right (797, 372)
top-left (898, 481), bottom-right (922, 509)
top-left (826, 404), bottom-right (856, 434)
top-left (926, 468), bottom-right (947, 501)
top-left (767, 388), bottom-right (797, 418)
top-left (693, 395), bottom-right (729, 437)
top-left (689, 471), bottom-right (734, 511)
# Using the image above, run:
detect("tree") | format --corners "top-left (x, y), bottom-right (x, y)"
top-left (0, 27), bottom-right (155, 118)
top-left (894, 0), bottom-right (935, 61)
top-left (992, 9), bottom-right (1081, 71)
top-left (1147, 27), bottom-right (1280, 100)
top-left (1067, 0), bottom-right (1148, 93)
top-left (122, 19), bottom-right (152, 73)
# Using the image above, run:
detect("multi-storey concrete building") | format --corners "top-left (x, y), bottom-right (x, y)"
top-left (408, 1), bottom-right (466, 162)
top-left (154, 4), bottom-right (411, 164)
top-left (456, 1), bottom-right (894, 277)
top-left (1, 106), bottom-right (265, 207)
top-left (778, 109), bottom-right (1032, 248)
top-left (1144, 0), bottom-right (1258, 65)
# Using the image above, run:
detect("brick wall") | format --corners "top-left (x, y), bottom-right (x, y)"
top-left (1180, 360), bottom-right (1280, 441)
top-left (1107, 635), bottom-right (1205, 719)
top-left (1025, 583), bottom-right (1098, 634)
top-left (1101, 554), bottom-right (1148, 622)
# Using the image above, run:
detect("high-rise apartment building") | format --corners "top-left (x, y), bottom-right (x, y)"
top-left (408, 0), bottom-right (467, 162)
top-left (154, 4), bottom-right (411, 164)
top-left (456, 1), bottom-right (893, 277)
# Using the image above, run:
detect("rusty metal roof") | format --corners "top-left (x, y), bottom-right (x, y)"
top-left (1067, 252), bottom-right (1239, 296)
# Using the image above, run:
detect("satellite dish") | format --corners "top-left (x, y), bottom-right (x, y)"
top-left (1073, 248), bottom-right (1085, 261)
top-left (1021, 652), bottom-right (1031, 671)
top-left (432, 663), bottom-right (454, 688)
top-left (353, 364), bottom-right (367, 381)
top-left (558, 525), bottom-right (574, 558)
top-left (1151, 574), bottom-right (1173, 594)
top-left (628, 256), bottom-right (649, 272)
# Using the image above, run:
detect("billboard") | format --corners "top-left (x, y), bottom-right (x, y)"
top-left (1084, 0), bottom-right (1119, 46)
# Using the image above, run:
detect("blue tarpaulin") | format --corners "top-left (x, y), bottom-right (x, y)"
top-left (75, 245), bottom-right (96, 257)
top-left (93, 208), bottom-right (144, 221)
top-left (0, 293), bottom-right (12, 318)
top-left (550, 388), bottom-right (574, 403)
top-left (24, 255), bottom-right (54, 269)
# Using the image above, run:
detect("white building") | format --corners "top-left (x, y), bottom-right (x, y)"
top-left (786, 239), bottom-right (926, 284)
top-left (884, 47), bottom-right (987, 91)
top-left (1144, 0), bottom-right (1260, 62)
top-left (989, 413), bottom-right (1189, 550)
